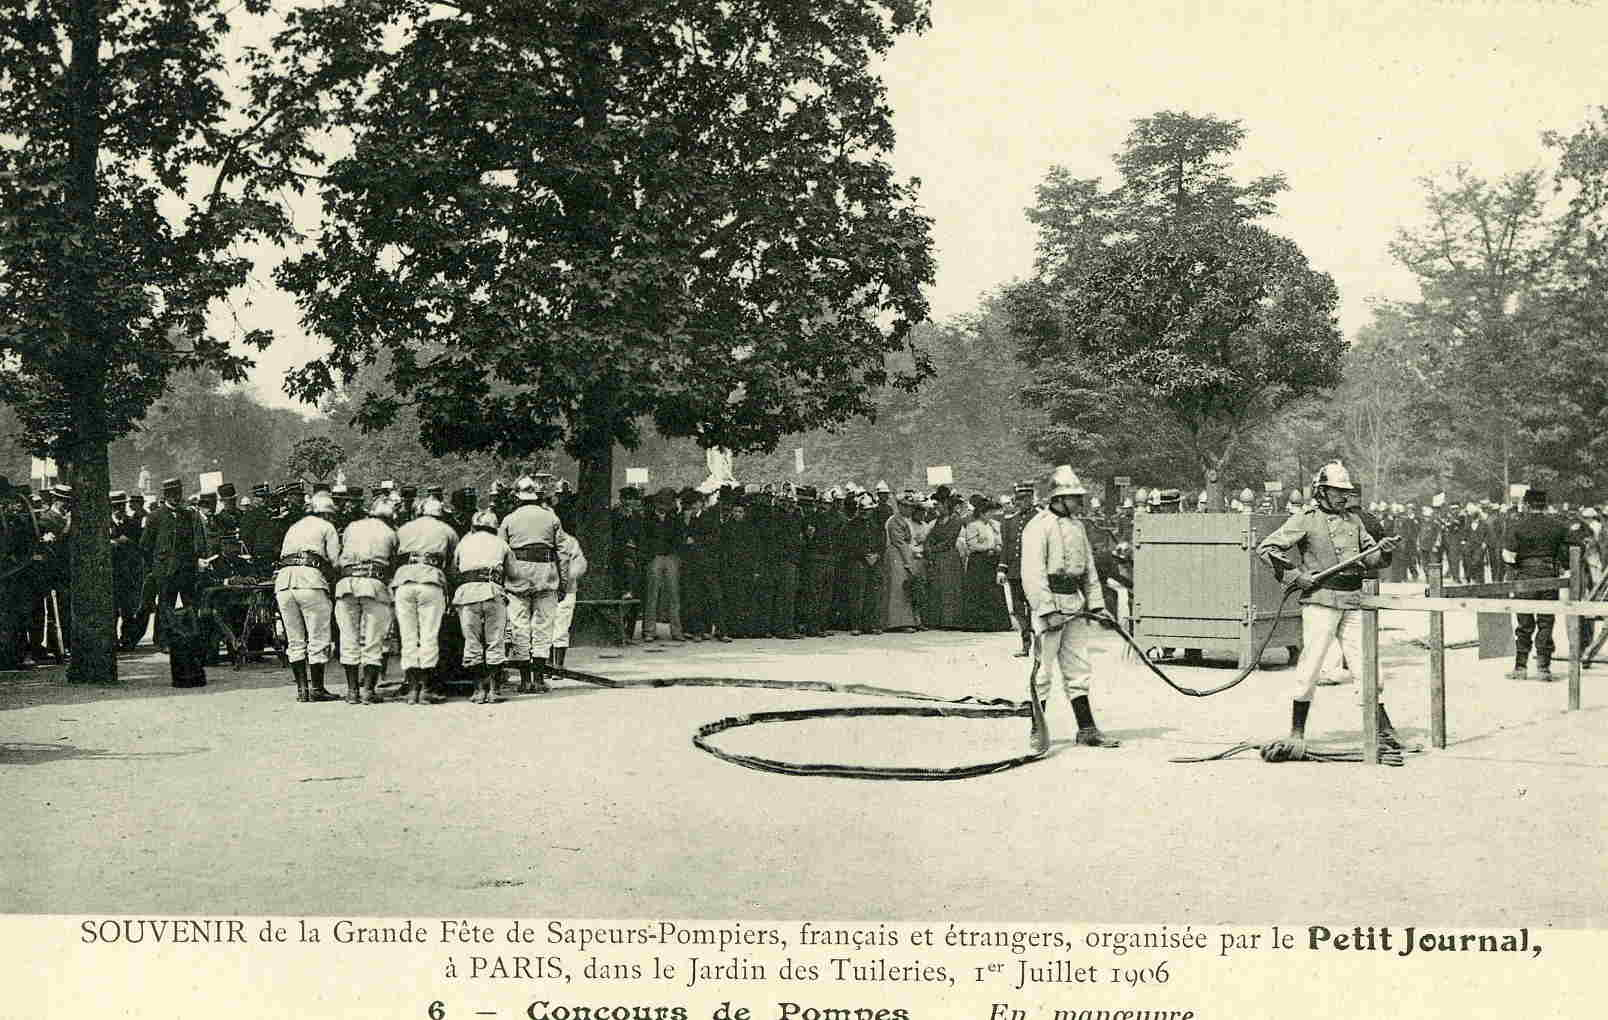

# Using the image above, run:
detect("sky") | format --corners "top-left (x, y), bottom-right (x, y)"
top-left (232, 0), bottom-right (1608, 410)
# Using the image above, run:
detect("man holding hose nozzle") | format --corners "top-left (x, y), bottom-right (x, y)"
top-left (1020, 465), bottom-right (1120, 751)
top-left (1254, 462), bottom-right (1403, 757)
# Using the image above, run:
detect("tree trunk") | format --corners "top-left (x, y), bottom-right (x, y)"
top-left (64, 0), bottom-right (117, 685)
top-left (65, 430), bottom-right (118, 685)
top-left (574, 435), bottom-right (614, 599)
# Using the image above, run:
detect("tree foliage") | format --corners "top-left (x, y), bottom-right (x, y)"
top-left (0, 0), bottom-right (303, 682)
top-left (1004, 112), bottom-right (1345, 497)
top-left (284, 435), bottom-right (345, 483)
top-left (268, 0), bottom-right (935, 460)
top-left (1388, 108), bottom-right (1608, 502)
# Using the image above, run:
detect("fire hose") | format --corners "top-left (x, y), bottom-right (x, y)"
top-left (530, 543), bottom-right (1403, 779)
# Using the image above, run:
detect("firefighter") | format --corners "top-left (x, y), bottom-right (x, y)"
top-left (1255, 463), bottom-right (1404, 757)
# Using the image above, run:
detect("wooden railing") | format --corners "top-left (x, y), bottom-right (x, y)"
top-left (1355, 548), bottom-right (1597, 764)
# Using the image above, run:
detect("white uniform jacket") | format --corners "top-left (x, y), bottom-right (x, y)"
top-left (275, 515), bottom-right (340, 593)
top-left (392, 516), bottom-right (458, 589)
top-left (498, 503), bottom-right (563, 594)
top-left (1019, 509), bottom-right (1103, 630)
top-left (336, 516), bottom-right (398, 602)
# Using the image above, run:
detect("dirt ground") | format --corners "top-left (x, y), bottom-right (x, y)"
top-left (3, 582), bottom-right (1604, 926)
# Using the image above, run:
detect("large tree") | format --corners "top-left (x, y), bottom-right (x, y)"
top-left (1004, 112), bottom-right (1346, 506)
top-left (1389, 163), bottom-right (1565, 498)
top-left (0, 0), bottom-right (300, 683)
top-left (269, 0), bottom-right (936, 591)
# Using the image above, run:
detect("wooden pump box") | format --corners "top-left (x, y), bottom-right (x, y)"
top-left (1131, 513), bottom-right (1303, 667)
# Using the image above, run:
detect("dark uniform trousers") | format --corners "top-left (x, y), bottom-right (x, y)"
top-left (1514, 560), bottom-right (1558, 667)
top-left (833, 546), bottom-right (860, 631)
top-left (855, 557), bottom-right (884, 634)
top-left (770, 562), bottom-right (799, 637)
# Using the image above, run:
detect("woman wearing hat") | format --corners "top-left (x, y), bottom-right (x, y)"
top-left (923, 488), bottom-right (966, 629)
top-left (957, 494), bottom-right (1010, 632)
top-left (881, 492), bottom-right (922, 632)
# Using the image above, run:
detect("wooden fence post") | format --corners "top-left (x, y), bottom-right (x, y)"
top-left (1427, 562), bottom-right (1446, 749)
top-left (1361, 578), bottom-right (1380, 765)
top-left (1568, 547), bottom-right (1582, 711)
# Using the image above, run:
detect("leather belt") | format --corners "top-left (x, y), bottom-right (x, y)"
top-left (1046, 573), bottom-right (1086, 595)
top-left (276, 551), bottom-right (330, 571)
top-left (457, 567), bottom-right (504, 586)
top-left (340, 563), bottom-right (389, 580)
top-left (403, 551), bottom-right (447, 568)
top-left (513, 544), bottom-right (556, 563)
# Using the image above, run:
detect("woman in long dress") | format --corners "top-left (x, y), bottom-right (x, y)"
top-left (924, 491), bottom-right (967, 628)
top-left (957, 494), bottom-right (1012, 631)
top-left (882, 493), bottom-right (921, 631)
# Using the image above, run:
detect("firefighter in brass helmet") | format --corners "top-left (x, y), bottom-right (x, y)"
top-left (1255, 462), bottom-right (1405, 758)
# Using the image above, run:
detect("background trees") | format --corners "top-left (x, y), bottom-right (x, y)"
top-left (1003, 112), bottom-right (1346, 508)
top-left (1, 0), bottom-right (304, 682)
top-left (267, 0), bottom-right (936, 592)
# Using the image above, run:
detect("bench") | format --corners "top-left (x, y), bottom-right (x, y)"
top-left (571, 598), bottom-right (640, 647)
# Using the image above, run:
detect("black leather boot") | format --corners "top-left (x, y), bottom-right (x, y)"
top-left (290, 660), bottom-right (309, 702)
top-left (1071, 695), bottom-right (1121, 747)
top-left (1376, 704), bottom-right (1415, 751)
top-left (406, 667), bottom-right (422, 705)
top-left (485, 665), bottom-right (504, 704)
top-left (513, 661), bottom-right (532, 693)
top-left (361, 665), bottom-right (382, 704)
top-left (530, 655), bottom-right (550, 694)
top-left (421, 667), bottom-right (447, 703)
top-left (343, 664), bottom-right (361, 704)
top-left (307, 662), bottom-right (339, 702)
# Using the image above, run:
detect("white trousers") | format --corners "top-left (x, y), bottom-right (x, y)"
top-left (507, 589), bottom-right (560, 660)
top-left (458, 598), bottom-right (508, 667)
top-left (277, 588), bottom-right (332, 665)
top-left (335, 595), bottom-right (393, 667)
top-left (1033, 617), bottom-right (1098, 702)
top-left (394, 583), bottom-right (446, 670)
top-left (1290, 604), bottom-right (1385, 702)
top-left (551, 590), bottom-right (577, 649)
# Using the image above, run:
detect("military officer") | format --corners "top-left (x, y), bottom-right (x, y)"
top-left (109, 490), bottom-right (147, 649)
top-left (141, 477), bottom-right (207, 654)
top-left (211, 483), bottom-right (242, 553)
top-left (1502, 488), bottom-right (1575, 681)
top-left (610, 486), bottom-right (646, 642)
top-left (998, 480), bottom-right (1038, 657)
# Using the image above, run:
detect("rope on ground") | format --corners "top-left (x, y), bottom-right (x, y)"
top-left (1168, 740), bottom-right (1407, 766)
